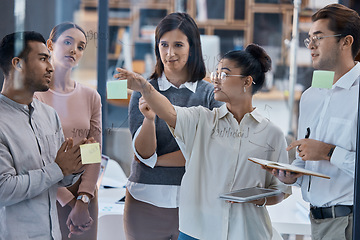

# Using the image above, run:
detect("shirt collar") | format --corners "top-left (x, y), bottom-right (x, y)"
top-left (218, 104), bottom-right (263, 123)
top-left (157, 73), bottom-right (197, 93)
top-left (333, 62), bottom-right (360, 90)
top-left (0, 93), bottom-right (34, 113)
top-left (250, 108), bottom-right (264, 123)
top-left (218, 104), bottom-right (229, 119)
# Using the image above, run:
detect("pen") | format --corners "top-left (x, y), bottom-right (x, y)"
top-left (305, 127), bottom-right (311, 191)
top-left (305, 127), bottom-right (310, 139)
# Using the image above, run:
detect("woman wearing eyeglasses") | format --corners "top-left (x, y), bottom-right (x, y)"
top-left (115, 43), bottom-right (291, 240)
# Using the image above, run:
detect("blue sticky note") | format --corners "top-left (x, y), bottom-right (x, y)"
top-left (107, 80), bottom-right (128, 99)
top-left (311, 70), bottom-right (334, 89)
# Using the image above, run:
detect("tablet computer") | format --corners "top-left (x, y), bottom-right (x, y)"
top-left (96, 154), bottom-right (110, 189)
top-left (219, 187), bottom-right (281, 203)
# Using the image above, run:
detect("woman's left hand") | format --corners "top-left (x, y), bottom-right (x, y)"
top-left (139, 96), bottom-right (156, 121)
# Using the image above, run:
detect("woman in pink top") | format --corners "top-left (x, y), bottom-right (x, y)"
top-left (35, 22), bottom-right (102, 240)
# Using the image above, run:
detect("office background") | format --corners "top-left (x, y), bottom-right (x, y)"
top-left (0, 1), bottom-right (359, 239)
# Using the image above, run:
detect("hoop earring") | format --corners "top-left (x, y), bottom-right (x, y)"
top-left (244, 87), bottom-right (246, 93)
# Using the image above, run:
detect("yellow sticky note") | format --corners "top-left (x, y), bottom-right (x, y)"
top-left (311, 70), bottom-right (334, 89)
top-left (80, 143), bottom-right (101, 164)
top-left (107, 80), bottom-right (128, 99)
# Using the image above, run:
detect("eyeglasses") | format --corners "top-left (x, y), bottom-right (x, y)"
top-left (304, 34), bottom-right (342, 48)
top-left (210, 72), bottom-right (251, 84)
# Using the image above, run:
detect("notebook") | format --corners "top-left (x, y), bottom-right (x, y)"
top-left (248, 157), bottom-right (330, 179)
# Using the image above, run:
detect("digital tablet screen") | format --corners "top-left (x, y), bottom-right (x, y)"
top-left (219, 187), bottom-right (281, 202)
top-left (96, 154), bottom-right (109, 189)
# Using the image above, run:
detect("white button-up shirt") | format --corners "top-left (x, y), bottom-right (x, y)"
top-left (171, 104), bottom-right (291, 240)
top-left (293, 62), bottom-right (360, 207)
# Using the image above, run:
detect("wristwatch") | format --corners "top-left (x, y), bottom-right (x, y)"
top-left (77, 194), bottom-right (90, 204)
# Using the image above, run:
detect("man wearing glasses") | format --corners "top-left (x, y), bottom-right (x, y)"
top-left (268, 4), bottom-right (360, 240)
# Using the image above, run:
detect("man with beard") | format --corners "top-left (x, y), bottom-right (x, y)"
top-left (0, 31), bottom-right (87, 239)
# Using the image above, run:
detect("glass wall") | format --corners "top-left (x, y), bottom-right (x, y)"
top-left (1, 1), bottom-right (359, 239)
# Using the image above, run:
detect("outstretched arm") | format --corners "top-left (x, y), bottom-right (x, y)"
top-left (115, 68), bottom-right (177, 128)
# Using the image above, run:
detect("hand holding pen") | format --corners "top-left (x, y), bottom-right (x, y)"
top-left (287, 127), bottom-right (335, 161)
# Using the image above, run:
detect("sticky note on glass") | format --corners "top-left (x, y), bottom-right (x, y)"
top-left (107, 80), bottom-right (128, 99)
top-left (311, 70), bottom-right (334, 89)
top-left (80, 143), bottom-right (101, 164)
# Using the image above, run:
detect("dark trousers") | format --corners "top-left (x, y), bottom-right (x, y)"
top-left (124, 189), bottom-right (179, 240)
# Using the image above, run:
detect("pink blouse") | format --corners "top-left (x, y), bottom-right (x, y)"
top-left (35, 82), bottom-right (102, 206)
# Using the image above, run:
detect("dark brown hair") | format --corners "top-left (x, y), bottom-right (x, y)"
top-left (312, 4), bottom-right (360, 59)
top-left (150, 12), bottom-right (206, 82)
top-left (222, 44), bottom-right (271, 95)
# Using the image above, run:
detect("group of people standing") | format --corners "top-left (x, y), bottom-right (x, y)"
top-left (118, 3), bottom-right (360, 240)
top-left (0, 3), bottom-right (359, 240)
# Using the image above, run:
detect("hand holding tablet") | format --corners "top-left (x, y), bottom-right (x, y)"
top-left (219, 187), bottom-right (281, 203)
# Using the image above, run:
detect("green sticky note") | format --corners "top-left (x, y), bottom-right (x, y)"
top-left (311, 70), bottom-right (334, 89)
top-left (107, 80), bottom-right (128, 99)
top-left (80, 143), bottom-right (101, 164)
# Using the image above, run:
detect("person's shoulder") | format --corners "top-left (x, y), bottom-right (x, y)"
top-left (148, 78), bottom-right (160, 89)
top-left (76, 82), bottom-right (102, 102)
top-left (76, 82), bottom-right (99, 95)
top-left (194, 80), bottom-right (217, 100)
top-left (0, 99), bottom-right (11, 122)
top-left (252, 110), bottom-right (284, 136)
top-left (33, 98), bottom-right (56, 113)
top-left (300, 86), bottom-right (316, 99)
top-left (33, 98), bottom-right (61, 123)
top-left (33, 90), bottom-right (51, 101)
top-left (148, 78), bottom-right (157, 84)
top-left (178, 104), bottom-right (211, 111)
top-left (298, 87), bottom-right (320, 107)
top-left (258, 119), bottom-right (285, 144)
top-left (196, 79), bottom-right (214, 90)
top-left (33, 99), bottom-right (63, 130)
top-left (266, 119), bottom-right (284, 135)
top-left (182, 105), bottom-right (217, 118)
